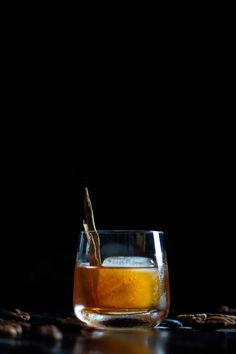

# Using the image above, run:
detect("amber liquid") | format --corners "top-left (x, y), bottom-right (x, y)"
top-left (73, 265), bottom-right (169, 316)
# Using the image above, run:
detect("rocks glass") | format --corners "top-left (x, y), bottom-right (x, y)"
top-left (73, 230), bottom-right (169, 329)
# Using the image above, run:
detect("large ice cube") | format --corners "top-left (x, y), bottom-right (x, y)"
top-left (102, 256), bottom-right (155, 267)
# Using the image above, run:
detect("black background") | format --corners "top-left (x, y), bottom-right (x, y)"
top-left (0, 9), bottom-right (235, 315)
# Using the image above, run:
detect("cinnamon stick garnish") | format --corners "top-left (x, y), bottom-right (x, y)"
top-left (83, 188), bottom-right (101, 266)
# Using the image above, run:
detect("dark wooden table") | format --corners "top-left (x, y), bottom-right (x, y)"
top-left (0, 326), bottom-right (236, 354)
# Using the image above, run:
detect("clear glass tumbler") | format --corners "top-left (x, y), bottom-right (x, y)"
top-left (73, 230), bottom-right (170, 329)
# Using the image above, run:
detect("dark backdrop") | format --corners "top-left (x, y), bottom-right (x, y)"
top-left (0, 16), bottom-right (235, 315)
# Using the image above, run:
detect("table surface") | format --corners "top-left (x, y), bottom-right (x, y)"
top-left (0, 326), bottom-right (236, 354)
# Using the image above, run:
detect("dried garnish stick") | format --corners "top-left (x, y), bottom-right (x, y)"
top-left (83, 188), bottom-right (101, 266)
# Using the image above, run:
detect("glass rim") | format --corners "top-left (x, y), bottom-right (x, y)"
top-left (80, 230), bottom-right (165, 234)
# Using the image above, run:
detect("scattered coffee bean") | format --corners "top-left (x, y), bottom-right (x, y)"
top-left (34, 325), bottom-right (63, 341)
top-left (219, 306), bottom-right (236, 315)
top-left (0, 323), bottom-right (18, 338)
top-left (56, 317), bottom-right (83, 332)
top-left (176, 313), bottom-right (236, 329)
top-left (0, 308), bottom-right (30, 321)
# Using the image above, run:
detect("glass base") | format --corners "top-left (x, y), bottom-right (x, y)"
top-left (74, 306), bottom-right (168, 329)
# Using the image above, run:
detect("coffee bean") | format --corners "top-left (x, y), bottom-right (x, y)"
top-left (0, 308), bottom-right (30, 321)
top-left (34, 325), bottom-right (63, 341)
top-left (176, 313), bottom-right (236, 329)
top-left (0, 323), bottom-right (18, 338)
